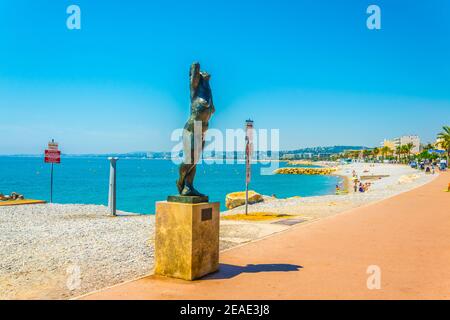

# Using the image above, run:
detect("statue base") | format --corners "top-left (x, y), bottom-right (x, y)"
top-left (167, 195), bottom-right (209, 204)
top-left (154, 201), bottom-right (220, 280)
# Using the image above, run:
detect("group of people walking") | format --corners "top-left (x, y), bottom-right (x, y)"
top-left (351, 170), bottom-right (371, 193)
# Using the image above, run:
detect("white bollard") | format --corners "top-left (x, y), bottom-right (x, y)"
top-left (108, 157), bottom-right (118, 216)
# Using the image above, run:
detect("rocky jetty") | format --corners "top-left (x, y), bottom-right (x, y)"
top-left (274, 167), bottom-right (336, 175)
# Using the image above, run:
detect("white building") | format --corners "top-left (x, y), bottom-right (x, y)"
top-left (393, 135), bottom-right (421, 154)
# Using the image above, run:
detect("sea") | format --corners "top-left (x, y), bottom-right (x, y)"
top-left (0, 156), bottom-right (341, 214)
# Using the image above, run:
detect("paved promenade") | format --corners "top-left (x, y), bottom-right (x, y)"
top-left (83, 172), bottom-right (450, 300)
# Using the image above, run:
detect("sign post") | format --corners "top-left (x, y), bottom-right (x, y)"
top-left (50, 162), bottom-right (53, 203)
top-left (245, 119), bottom-right (254, 215)
top-left (44, 139), bottom-right (61, 203)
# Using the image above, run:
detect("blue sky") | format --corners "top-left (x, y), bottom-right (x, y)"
top-left (0, 0), bottom-right (449, 154)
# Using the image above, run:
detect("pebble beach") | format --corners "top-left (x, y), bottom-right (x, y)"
top-left (0, 163), bottom-right (437, 299)
top-left (226, 163), bottom-right (437, 220)
top-left (0, 205), bottom-right (154, 299)
top-left (0, 205), bottom-right (287, 299)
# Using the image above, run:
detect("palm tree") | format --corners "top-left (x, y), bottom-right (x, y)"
top-left (381, 146), bottom-right (392, 160)
top-left (350, 150), bottom-right (360, 159)
top-left (395, 146), bottom-right (403, 162)
top-left (343, 150), bottom-right (360, 160)
top-left (423, 143), bottom-right (434, 152)
top-left (362, 149), bottom-right (371, 160)
top-left (380, 146), bottom-right (392, 160)
top-left (437, 125), bottom-right (450, 163)
top-left (403, 143), bottom-right (414, 161)
top-left (372, 147), bottom-right (380, 160)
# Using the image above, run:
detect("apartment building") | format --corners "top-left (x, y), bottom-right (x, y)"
top-left (393, 135), bottom-right (421, 154)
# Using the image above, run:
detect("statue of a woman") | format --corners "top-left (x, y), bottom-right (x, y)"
top-left (176, 62), bottom-right (215, 197)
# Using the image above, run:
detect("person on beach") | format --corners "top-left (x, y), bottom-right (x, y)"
top-left (439, 159), bottom-right (447, 171)
top-left (0, 192), bottom-right (24, 201)
top-left (359, 183), bottom-right (365, 193)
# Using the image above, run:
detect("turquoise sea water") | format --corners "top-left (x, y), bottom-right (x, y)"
top-left (0, 157), bottom-right (341, 214)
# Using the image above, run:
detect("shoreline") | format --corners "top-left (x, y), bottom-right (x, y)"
top-left (333, 173), bottom-right (351, 193)
top-left (223, 163), bottom-right (437, 219)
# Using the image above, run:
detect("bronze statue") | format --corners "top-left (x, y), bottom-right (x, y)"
top-left (176, 62), bottom-right (215, 197)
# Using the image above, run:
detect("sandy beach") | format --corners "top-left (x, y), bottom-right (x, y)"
top-left (0, 163), bottom-right (438, 299)
top-left (225, 162), bottom-right (436, 221)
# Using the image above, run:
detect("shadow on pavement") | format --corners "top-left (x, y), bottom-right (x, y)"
top-left (203, 263), bottom-right (303, 280)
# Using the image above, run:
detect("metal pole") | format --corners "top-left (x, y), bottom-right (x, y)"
top-left (245, 136), bottom-right (249, 215)
top-left (245, 169), bottom-right (249, 215)
top-left (108, 157), bottom-right (118, 216)
top-left (244, 119), bottom-right (254, 215)
top-left (50, 163), bottom-right (54, 203)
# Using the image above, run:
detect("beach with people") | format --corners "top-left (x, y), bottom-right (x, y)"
top-left (224, 162), bottom-right (436, 219)
top-left (0, 161), bottom-right (437, 299)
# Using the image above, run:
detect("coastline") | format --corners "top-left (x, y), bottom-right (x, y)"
top-left (280, 159), bottom-right (350, 192)
top-left (0, 162), bottom-right (438, 299)
top-left (334, 173), bottom-right (351, 193)
top-left (222, 163), bottom-right (437, 220)
top-left (0, 157), bottom-right (335, 214)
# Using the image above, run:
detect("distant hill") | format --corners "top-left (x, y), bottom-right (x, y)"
top-left (64, 152), bottom-right (153, 159)
top-left (282, 146), bottom-right (367, 154)
top-left (2, 146), bottom-right (367, 160)
top-left (278, 146), bottom-right (367, 160)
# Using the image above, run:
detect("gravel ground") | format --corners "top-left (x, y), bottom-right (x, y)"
top-left (0, 204), bottom-right (154, 299)
top-left (0, 204), bottom-right (287, 299)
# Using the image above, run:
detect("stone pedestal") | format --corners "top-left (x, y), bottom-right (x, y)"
top-left (154, 201), bottom-right (220, 280)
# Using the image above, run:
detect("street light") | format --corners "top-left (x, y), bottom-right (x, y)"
top-left (245, 119), bottom-right (254, 215)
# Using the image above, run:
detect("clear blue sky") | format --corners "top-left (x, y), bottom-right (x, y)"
top-left (1, 0), bottom-right (449, 154)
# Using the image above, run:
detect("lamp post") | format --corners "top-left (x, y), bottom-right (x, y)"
top-left (108, 157), bottom-right (119, 216)
top-left (245, 119), bottom-right (254, 215)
